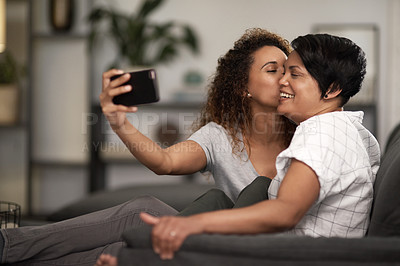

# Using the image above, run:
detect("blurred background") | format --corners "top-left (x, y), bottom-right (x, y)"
top-left (0, 0), bottom-right (399, 218)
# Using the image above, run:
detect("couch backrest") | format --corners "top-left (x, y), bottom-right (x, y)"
top-left (367, 126), bottom-right (400, 237)
top-left (384, 123), bottom-right (400, 153)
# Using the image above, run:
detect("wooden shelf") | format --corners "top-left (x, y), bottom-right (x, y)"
top-left (0, 124), bottom-right (27, 130)
top-left (32, 161), bottom-right (87, 168)
top-left (92, 101), bottom-right (204, 111)
top-left (32, 32), bottom-right (88, 40)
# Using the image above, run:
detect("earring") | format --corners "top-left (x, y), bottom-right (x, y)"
top-left (247, 93), bottom-right (252, 98)
top-left (324, 94), bottom-right (328, 99)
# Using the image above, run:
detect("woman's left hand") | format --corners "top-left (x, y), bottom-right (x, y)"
top-left (140, 212), bottom-right (204, 260)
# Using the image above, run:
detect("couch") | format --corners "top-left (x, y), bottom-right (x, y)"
top-left (117, 124), bottom-right (400, 266)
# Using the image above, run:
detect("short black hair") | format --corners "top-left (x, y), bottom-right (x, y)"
top-left (291, 33), bottom-right (367, 106)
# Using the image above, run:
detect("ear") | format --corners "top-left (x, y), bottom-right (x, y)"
top-left (244, 90), bottom-right (252, 98)
top-left (323, 84), bottom-right (342, 100)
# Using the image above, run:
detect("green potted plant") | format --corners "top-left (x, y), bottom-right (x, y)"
top-left (87, 0), bottom-right (200, 69)
top-left (0, 51), bottom-right (20, 125)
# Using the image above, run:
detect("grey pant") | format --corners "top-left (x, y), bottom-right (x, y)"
top-left (179, 176), bottom-right (271, 216)
top-left (0, 195), bottom-right (177, 265)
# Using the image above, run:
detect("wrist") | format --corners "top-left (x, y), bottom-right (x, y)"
top-left (112, 118), bottom-right (131, 134)
top-left (191, 214), bottom-right (208, 234)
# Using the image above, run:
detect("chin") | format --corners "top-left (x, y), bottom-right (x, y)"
top-left (279, 110), bottom-right (298, 124)
top-left (277, 106), bottom-right (287, 115)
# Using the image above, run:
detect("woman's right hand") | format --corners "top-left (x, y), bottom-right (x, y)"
top-left (100, 69), bottom-right (138, 131)
top-left (99, 70), bottom-right (207, 176)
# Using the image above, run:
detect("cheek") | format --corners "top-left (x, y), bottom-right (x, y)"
top-left (270, 75), bottom-right (281, 85)
top-left (249, 77), bottom-right (276, 95)
top-left (265, 77), bottom-right (281, 91)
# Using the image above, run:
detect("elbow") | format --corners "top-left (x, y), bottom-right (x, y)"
top-left (147, 154), bottom-right (174, 175)
top-left (153, 152), bottom-right (177, 175)
top-left (151, 166), bottom-right (172, 176)
top-left (280, 218), bottom-right (299, 231)
top-left (265, 212), bottom-right (303, 232)
top-left (151, 161), bottom-right (174, 175)
top-left (279, 212), bottom-right (304, 231)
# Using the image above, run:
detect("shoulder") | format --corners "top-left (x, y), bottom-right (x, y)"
top-left (189, 122), bottom-right (232, 145)
top-left (282, 111), bottom-right (364, 164)
top-left (192, 122), bottom-right (229, 137)
top-left (295, 111), bottom-right (362, 138)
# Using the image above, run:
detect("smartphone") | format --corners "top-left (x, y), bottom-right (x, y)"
top-left (111, 69), bottom-right (160, 106)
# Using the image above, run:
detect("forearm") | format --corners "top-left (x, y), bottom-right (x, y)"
top-left (141, 160), bottom-right (320, 260)
top-left (195, 200), bottom-right (300, 235)
top-left (100, 69), bottom-right (188, 175)
top-left (194, 161), bottom-right (320, 235)
top-left (114, 119), bottom-right (172, 174)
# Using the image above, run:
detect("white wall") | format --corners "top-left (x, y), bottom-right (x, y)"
top-left (92, 0), bottom-right (397, 145)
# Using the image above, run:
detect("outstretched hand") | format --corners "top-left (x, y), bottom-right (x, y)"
top-left (140, 212), bottom-right (204, 260)
top-left (100, 69), bottom-right (138, 131)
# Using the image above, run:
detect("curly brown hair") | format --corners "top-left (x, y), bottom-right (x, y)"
top-left (192, 28), bottom-right (296, 155)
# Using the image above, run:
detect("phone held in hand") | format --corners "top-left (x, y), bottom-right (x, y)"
top-left (111, 69), bottom-right (160, 106)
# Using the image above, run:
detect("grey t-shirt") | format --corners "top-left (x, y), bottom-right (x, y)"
top-left (188, 122), bottom-right (259, 201)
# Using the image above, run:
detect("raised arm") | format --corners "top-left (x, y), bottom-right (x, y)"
top-left (100, 69), bottom-right (207, 175)
top-left (141, 159), bottom-right (320, 259)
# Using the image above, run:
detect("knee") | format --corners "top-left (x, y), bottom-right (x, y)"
top-left (238, 176), bottom-right (271, 197)
top-left (129, 195), bottom-right (159, 205)
top-left (120, 195), bottom-right (162, 213)
top-left (252, 176), bottom-right (272, 186)
top-left (202, 189), bottom-right (229, 200)
top-left (201, 189), bottom-right (233, 206)
top-left (123, 195), bottom-right (177, 216)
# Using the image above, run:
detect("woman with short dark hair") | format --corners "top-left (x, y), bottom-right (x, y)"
top-left (134, 33), bottom-right (380, 262)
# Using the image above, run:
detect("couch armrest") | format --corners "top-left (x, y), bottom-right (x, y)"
top-left (120, 227), bottom-right (400, 266)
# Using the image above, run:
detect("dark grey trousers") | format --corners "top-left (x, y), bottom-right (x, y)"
top-left (0, 176), bottom-right (271, 265)
top-left (0, 195), bottom-right (177, 265)
top-left (179, 176), bottom-right (271, 216)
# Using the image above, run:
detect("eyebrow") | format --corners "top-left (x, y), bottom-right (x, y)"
top-left (260, 61), bottom-right (278, 70)
top-left (283, 64), bottom-right (301, 71)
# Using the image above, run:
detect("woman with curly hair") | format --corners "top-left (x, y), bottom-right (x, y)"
top-left (0, 28), bottom-right (295, 265)
top-left (102, 27), bottom-right (295, 208)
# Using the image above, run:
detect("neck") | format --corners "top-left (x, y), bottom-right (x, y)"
top-left (245, 111), bottom-right (286, 145)
top-left (309, 105), bottom-right (344, 121)
top-left (293, 102), bottom-right (344, 125)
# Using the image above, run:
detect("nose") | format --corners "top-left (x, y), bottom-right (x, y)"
top-left (279, 75), bottom-right (289, 86)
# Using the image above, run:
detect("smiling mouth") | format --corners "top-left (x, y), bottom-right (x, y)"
top-left (280, 92), bottom-right (294, 99)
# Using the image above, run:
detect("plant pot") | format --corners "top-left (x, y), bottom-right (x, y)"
top-left (0, 84), bottom-right (19, 125)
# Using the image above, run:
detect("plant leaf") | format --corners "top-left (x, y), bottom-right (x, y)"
top-left (86, 0), bottom-right (200, 69)
top-left (137, 0), bottom-right (164, 19)
top-left (182, 25), bottom-right (199, 53)
top-left (0, 51), bottom-right (19, 84)
top-left (155, 43), bottom-right (177, 64)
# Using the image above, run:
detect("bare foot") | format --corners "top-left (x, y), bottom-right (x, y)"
top-left (95, 254), bottom-right (118, 266)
